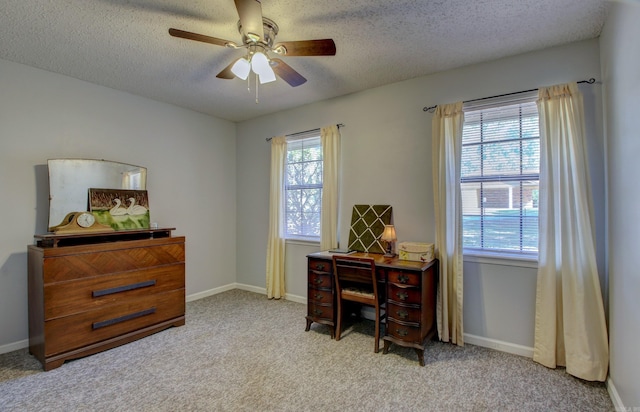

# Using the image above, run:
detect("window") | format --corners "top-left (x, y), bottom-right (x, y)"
top-left (461, 95), bottom-right (539, 255)
top-left (284, 135), bottom-right (322, 240)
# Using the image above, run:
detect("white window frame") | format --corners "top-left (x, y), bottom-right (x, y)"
top-left (283, 134), bottom-right (323, 242)
top-left (461, 91), bottom-right (540, 263)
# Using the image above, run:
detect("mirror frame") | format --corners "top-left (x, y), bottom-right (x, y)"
top-left (47, 159), bottom-right (147, 231)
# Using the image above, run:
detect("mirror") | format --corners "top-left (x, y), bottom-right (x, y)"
top-left (48, 159), bottom-right (147, 231)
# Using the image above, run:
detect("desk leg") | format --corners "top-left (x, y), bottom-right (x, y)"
top-left (383, 340), bottom-right (391, 354)
top-left (305, 317), bottom-right (313, 332)
top-left (415, 348), bottom-right (425, 366)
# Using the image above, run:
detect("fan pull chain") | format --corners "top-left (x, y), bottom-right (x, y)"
top-left (255, 73), bottom-right (259, 104)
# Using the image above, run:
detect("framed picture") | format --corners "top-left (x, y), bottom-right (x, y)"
top-left (89, 188), bottom-right (150, 230)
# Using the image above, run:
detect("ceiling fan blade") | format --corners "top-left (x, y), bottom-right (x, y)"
top-left (273, 39), bottom-right (336, 56)
top-left (169, 28), bottom-right (233, 47)
top-left (234, 0), bottom-right (264, 42)
top-left (216, 59), bottom-right (239, 79)
top-left (271, 58), bottom-right (307, 87)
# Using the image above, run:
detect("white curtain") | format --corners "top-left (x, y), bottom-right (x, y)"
top-left (266, 136), bottom-right (287, 299)
top-left (320, 125), bottom-right (341, 251)
top-left (432, 102), bottom-right (465, 346)
top-left (534, 82), bottom-right (609, 381)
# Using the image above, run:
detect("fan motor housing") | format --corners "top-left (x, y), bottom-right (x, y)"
top-left (238, 17), bottom-right (279, 48)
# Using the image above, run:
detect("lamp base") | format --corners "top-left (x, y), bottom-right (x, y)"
top-left (383, 252), bottom-right (396, 258)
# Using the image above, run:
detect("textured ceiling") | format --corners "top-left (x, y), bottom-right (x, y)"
top-left (1, 0), bottom-right (609, 122)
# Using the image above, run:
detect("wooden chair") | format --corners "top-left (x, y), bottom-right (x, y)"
top-left (332, 255), bottom-right (386, 353)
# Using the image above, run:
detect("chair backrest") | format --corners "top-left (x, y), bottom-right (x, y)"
top-left (332, 255), bottom-right (379, 304)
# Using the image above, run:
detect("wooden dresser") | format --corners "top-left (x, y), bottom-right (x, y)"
top-left (305, 251), bottom-right (438, 365)
top-left (28, 229), bottom-right (185, 371)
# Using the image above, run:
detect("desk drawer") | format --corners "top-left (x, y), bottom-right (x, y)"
top-left (387, 302), bottom-right (422, 323)
top-left (387, 283), bottom-right (422, 305)
top-left (309, 272), bottom-right (332, 289)
top-left (308, 288), bottom-right (333, 304)
top-left (44, 289), bottom-right (185, 357)
top-left (387, 318), bottom-right (422, 343)
top-left (308, 259), bottom-right (331, 274)
top-left (307, 302), bottom-right (333, 321)
top-left (387, 270), bottom-right (420, 287)
top-left (45, 264), bottom-right (185, 320)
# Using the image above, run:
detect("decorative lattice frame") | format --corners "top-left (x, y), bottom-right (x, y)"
top-left (347, 205), bottom-right (393, 253)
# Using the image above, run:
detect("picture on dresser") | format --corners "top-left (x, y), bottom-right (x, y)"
top-left (89, 188), bottom-right (150, 230)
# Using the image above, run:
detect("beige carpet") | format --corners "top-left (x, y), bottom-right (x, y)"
top-left (0, 289), bottom-right (613, 411)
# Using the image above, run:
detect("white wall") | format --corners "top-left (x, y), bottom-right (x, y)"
top-left (600, 2), bottom-right (640, 408)
top-left (236, 39), bottom-right (605, 351)
top-left (0, 58), bottom-right (237, 350)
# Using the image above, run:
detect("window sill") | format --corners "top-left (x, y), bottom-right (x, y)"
top-left (285, 238), bottom-right (320, 247)
top-left (463, 250), bottom-right (538, 268)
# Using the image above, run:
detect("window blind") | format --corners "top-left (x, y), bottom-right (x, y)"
top-left (461, 94), bottom-right (539, 254)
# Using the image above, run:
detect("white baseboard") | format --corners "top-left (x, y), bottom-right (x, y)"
top-left (607, 377), bottom-right (625, 411)
top-left (188, 283), bottom-right (307, 304)
top-left (463, 333), bottom-right (534, 358)
top-left (0, 339), bottom-right (28, 355)
top-left (234, 283), bottom-right (267, 295)
top-left (284, 292), bottom-right (306, 304)
top-left (185, 283), bottom-right (237, 302)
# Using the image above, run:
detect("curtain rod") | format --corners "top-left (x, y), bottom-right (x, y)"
top-left (422, 78), bottom-right (597, 113)
top-left (265, 123), bottom-right (344, 142)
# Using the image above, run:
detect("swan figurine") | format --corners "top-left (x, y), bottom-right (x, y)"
top-left (127, 197), bottom-right (148, 216)
top-left (109, 198), bottom-right (128, 216)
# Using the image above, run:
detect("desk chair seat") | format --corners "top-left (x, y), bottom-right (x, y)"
top-left (333, 255), bottom-right (386, 353)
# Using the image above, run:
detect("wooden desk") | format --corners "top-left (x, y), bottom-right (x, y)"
top-left (305, 251), bottom-right (438, 366)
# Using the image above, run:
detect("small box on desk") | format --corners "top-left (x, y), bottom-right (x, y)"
top-left (398, 242), bottom-right (434, 262)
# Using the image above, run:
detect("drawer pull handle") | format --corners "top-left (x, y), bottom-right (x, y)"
top-left (397, 310), bottom-right (409, 319)
top-left (396, 291), bottom-right (409, 301)
top-left (315, 263), bottom-right (324, 270)
top-left (396, 329), bottom-right (409, 337)
top-left (92, 280), bottom-right (156, 297)
top-left (313, 278), bottom-right (324, 285)
top-left (313, 309), bottom-right (323, 315)
top-left (397, 274), bottom-right (409, 284)
top-left (92, 307), bottom-right (156, 330)
top-left (314, 293), bottom-right (324, 300)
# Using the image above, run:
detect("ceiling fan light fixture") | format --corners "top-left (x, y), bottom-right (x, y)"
top-left (230, 57), bottom-right (251, 80)
top-left (258, 68), bottom-right (277, 84)
top-left (251, 51), bottom-right (271, 76)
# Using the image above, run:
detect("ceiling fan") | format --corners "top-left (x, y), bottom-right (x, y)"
top-left (168, 0), bottom-right (336, 87)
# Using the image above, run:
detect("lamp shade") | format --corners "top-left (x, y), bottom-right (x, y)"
top-left (250, 52), bottom-right (271, 76)
top-left (230, 57), bottom-right (251, 80)
top-left (258, 67), bottom-right (277, 84)
top-left (381, 225), bottom-right (397, 242)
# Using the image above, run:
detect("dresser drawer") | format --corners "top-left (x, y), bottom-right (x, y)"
top-left (43, 242), bottom-right (185, 283)
top-left (44, 289), bottom-right (185, 357)
top-left (307, 302), bottom-right (334, 321)
top-left (309, 272), bottom-right (332, 289)
top-left (387, 318), bottom-right (422, 343)
top-left (44, 264), bottom-right (185, 320)
top-left (387, 283), bottom-right (422, 305)
top-left (387, 302), bottom-right (422, 323)
top-left (387, 270), bottom-right (420, 287)
top-left (308, 288), bottom-right (333, 304)
top-left (308, 259), bottom-right (331, 273)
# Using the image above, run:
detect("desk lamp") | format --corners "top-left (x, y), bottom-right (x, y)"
top-left (381, 225), bottom-right (397, 257)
